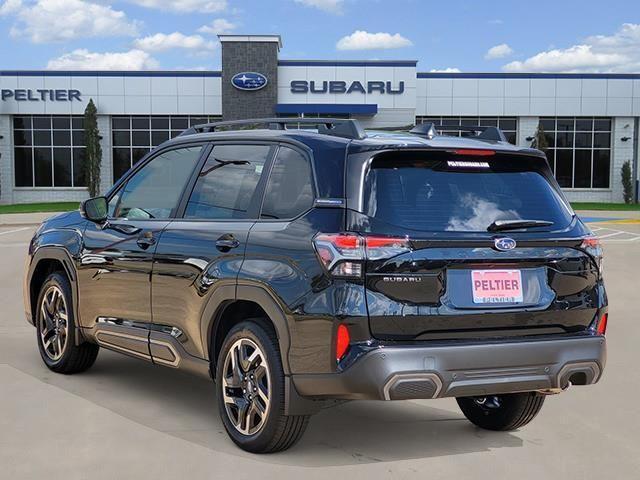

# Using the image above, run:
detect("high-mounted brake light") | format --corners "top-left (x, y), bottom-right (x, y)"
top-left (452, 149), bottom-right (495, 156)
top-left (313, 233), bottom-right (411, 278)
top-left (335, 324), bottom-right (350, 362)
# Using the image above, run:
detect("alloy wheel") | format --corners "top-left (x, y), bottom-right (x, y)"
top-left (39, 285), bottom-right (69, 361)
top-left (222, 338), bottom-right (271, 435)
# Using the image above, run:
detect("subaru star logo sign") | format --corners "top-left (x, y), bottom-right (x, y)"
top-left (494, 237), bottom-right (517, 251)
top-left (231, 72), bottom-right (268, 91)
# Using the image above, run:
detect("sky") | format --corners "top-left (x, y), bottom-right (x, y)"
top-left (0, 0), bottom-right (639, 72)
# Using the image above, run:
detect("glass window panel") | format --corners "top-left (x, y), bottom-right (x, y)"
top-left (14, 148), bottom-right (33, 187)
top-left (261, 147), bottom-right (314, 219)
top-left (34, 148), bottom-right (53, 187)
top-left (556, 132), bottom-right (573, 148)
top-left (53, 130), bottom-right (71, 146)
top-left (151, 130), bottom-right (170, 146)
top-left (575, 119), bottom-right (593, 131)
top-left (53, 148), bottom-right (72, 187)
top-left (506, 132), bottom-right (517, 145)
top-left (72, 131), bottom-right (85, 146)
top-left (574, 150), bottom-right (592, 188)
top-left (555, 150), bottom-right (573, 188)
top-left (556, 118), bottom-right (574, 131)
top-left (131, 130), bottom-right (150, 146)
top-left (14, 130), bottom-right (31, 146)
top-left (170, 130), bottom-right (181, 139)
top-left (185, 145), bottom-right (271, 219)
top-left (112, 117), bottom-right (130, 130)
top-left (171, 117), bottom-right (189, 130)
top-left (113, 131), bottom-right (130, 147)
top-left (71, 117), bottom-right (84, 129)
top-left (594, 118), bottom-right (611, 131)
top-left (73, 149), bottom-right (86, 187)
top-left (131, 116), bottom-right (150, 129)
top-left (189, 117), bottom-right (208, 126)
top-left (33, 130), bottom-right (51, 146)
top-left (498, 118), bottom-right (516, 130)
top-left (112, 146), bottom-right (203, 220)
top-left (441, 118), bottom-right (460, 126)
top-left (593, 132), bottom-right (611, 148)
top-left (461, 117), bottom-right (477, 125)
top-left (132, 148), bottom-right (150, 166)
top-left (545, 150), bottom-right (555, 174)
top-left (363, 155), bottom-right (574, 232)
top-left (151, 117), bottom-right (169, 129)
top-left (592, 150), bottom-right (611, 188)
top-left (52, 117), bottom-right (70, 129)
top-left (13, 116), bottom-right (32, 130)
top-left (32, 117), bottom-right (50, 129)
top-left (574, 132), bottom-right (592, 148)
top-left (544, 132), bottom-right (555, 148)
top-left (113, 148), bottom-right (132, 182)
top-left (540, 118), bottom-right (555, 131)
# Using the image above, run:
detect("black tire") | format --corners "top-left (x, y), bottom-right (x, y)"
top-left (456, 392), bottom-right (545, 431)
top-left (35, 272), bottom-right (99, 374)
top-left (215, 319), bottom-right (310, 453)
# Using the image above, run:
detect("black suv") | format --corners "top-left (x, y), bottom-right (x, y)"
top-left (23, 118), bottom-right (607, 453)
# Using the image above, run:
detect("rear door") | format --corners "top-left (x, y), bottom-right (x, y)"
top-left (150, 143), bottom-right (274, 360)
top-left (347, 149), bottom-right (601, 340)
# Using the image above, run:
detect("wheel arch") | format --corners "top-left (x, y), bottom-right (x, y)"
top-left (27, 248), bottom-right (83, 344)
top-left (201, 284), bottom-right (292, 376)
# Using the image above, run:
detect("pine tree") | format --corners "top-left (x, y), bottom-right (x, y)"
top-left (83, 99), bottom-right (102, 198)
top-left (531, 122), bottom-right (549, 153)
top-left (621, 160), bottom-right (633, 204)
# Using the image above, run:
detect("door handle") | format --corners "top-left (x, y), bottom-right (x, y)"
top-left (136, 231), bottom-right (156, 249)
top-left (216, 234), bottom-right (240, 252)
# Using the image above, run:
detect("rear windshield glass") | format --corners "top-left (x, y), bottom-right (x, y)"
top-left (363, 154), bottom-right (573, 232)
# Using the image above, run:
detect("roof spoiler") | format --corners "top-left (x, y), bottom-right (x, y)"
top-left (180, 117), bottom-right (367, 140)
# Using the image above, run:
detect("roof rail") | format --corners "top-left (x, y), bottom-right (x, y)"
top-left (179, 117), bottom-right (367, 140)
top-left (409, 123), bottom-right (507, 142)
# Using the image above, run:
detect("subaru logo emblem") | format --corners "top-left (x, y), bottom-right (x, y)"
top-left (231, 72), bottom-right (268, 91)
top-left (494, 237), bottom-right (517, 251)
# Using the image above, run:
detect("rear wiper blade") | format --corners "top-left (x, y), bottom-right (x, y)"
top-left (487, 219), bottom-right (554, 232)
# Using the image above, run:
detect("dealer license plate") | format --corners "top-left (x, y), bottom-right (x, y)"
top-left (471, 269), bottom-right (523, 304)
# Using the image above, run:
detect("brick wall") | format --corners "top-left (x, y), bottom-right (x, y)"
top-left (221, 41), bottom-right (279, 120)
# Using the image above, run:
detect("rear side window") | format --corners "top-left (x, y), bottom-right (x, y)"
top-left (260, 146), bottom-right (314, 219)
top-left (184, 144), bottom-right (270, 219)
top-left (363, 153), bottom-right (573, 232)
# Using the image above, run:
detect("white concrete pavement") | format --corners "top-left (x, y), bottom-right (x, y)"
top-left (1, 220), bottom-right (640, 479)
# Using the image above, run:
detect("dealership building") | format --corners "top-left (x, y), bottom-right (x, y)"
top-left (1, 34), bottom-right (639, 205)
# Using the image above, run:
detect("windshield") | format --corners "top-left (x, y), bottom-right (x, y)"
top-left (362, 154), bottom-right (573, 233)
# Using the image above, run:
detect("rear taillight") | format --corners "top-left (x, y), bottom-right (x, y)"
top-left (581, 235), bottom-right (604, 275)
top-left (596, 313), bottom-right (608, 335)
top-left (313, 233), bottom-right (410, 278)
top-left (335, 324), bottom-right (350, 362)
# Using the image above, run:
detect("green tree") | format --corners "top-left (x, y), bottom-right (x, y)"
top-left (83, 99), bottom-right (102, 198)
top-left (530, 122), bottom-right (549, 153)
top-left (621, 160), bottom-right (633, 204)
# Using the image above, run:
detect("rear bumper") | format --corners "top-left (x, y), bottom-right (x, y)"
top-left (292, 335), bottom-right (606, 401)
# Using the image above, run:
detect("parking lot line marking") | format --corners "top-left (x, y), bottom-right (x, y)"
top-left (0, 227), bottom-right (30, 236)
top-left (598, 231), bottom-right (627, 239)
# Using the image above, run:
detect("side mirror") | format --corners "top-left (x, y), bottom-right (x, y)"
top-left (81, 196), bottom-right (108, 223)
